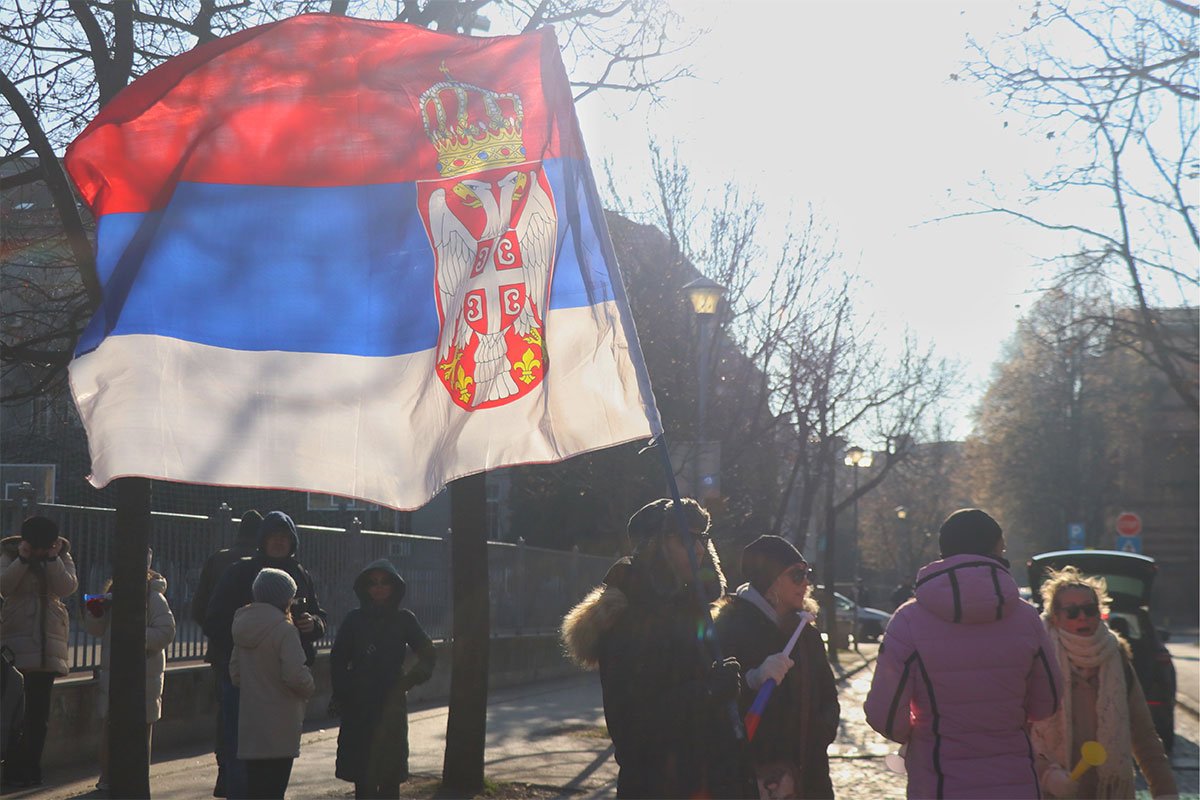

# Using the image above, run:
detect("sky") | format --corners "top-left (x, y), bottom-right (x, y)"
top-left (572, 0), bottom-right (1089, 440)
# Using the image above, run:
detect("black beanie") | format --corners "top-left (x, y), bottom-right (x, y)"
top-left (741, 535), bottom-right (805, 594)
top-left (938, 508), bottom-right (1003, 557)
top-left (20, 516), bottom-right (58, 549)
top-left (237, 510), bottom-right (263, 543)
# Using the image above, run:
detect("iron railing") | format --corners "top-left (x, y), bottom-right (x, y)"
top-left (0, 500), bottom-right (612, 673)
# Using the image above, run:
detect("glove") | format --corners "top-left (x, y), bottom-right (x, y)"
top-left (706, 657), bottom-right (741, 703)
top-left (1042, 764), bottom-right (1078, 799)
top-left (745, 653), bottom-right (794, 690)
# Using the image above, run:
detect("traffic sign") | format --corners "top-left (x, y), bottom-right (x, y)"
top-left (1067, 523), bottom-right (1086, 550)
top-left (1116, 512), bottom-right (1142, 537)
top-left (1116, 534), bottom-right (1142, 554)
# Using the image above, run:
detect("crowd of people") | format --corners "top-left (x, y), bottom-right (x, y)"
top-left (0, 501), bottom-right (1182, 799)
top-left (565, 500), bottom-right (1179, 800)
top-left (0, 511), bottom-right (435, 799)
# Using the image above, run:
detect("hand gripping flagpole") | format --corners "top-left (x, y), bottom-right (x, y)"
top-left (651, 432), bottom-right (746, 742)
top-left (743, 610), bottom-right (814, 741)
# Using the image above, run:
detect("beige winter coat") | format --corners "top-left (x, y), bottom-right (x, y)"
top-left (82, 572), bottom-right (176, 722)
top-left (0, 536), bottom-right (78, 675)
top-left (229, 602), bottom-right (315, 760)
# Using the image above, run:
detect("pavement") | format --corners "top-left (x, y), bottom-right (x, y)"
top-left (8, 641), bottom-right (1199, 799)
top-left (5, 646), bottom-right (877, 800)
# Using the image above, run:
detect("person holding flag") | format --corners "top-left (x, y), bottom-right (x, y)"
top-left (561, 498), bottom-right (754, 799)
top-left (1030, 566), bottom-right (1177, 799)
top-left (714, 535), bottom-right (839, 800)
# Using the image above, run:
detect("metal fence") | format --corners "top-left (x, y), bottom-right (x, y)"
top-left (0, 500), bottom-right (612, 673)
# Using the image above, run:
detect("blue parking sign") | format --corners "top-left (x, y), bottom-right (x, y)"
top-left (1067, 522), bottom-right (1086, 550)
top-left (1116, 534), bottom-right (1142, 554)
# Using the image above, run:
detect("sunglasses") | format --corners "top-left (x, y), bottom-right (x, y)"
top-left (785, 566), bottom-right (814, 585)
top-left (1057, 603), bottom-right (1099, 620)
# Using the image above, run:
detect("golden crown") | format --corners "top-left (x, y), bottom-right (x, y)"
top-left (420, 65), bottom-right (525, 179)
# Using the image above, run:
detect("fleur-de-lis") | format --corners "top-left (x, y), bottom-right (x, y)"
top-left (454, 365), bottom-right (474, 402)
top-left (522, 328), bottom-right (543, 348)
top-left (515, 348), bottom-right (542, 385)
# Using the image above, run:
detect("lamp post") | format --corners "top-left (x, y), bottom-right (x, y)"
top-left (844, 445), bottom-right (873, 648)
top-left (683, 276), bottom-right (725, 501)
top-left (894, 505), bottom-right (909, 585)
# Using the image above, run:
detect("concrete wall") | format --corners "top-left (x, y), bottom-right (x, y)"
top-left (41, 634), bottom-right (577, 772)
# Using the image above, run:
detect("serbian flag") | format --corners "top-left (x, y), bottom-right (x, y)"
top-left (64, 14), bottom-right (661, 509)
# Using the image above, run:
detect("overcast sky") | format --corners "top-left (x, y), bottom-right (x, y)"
top-left (573, 0), bottom-right (1093, 440)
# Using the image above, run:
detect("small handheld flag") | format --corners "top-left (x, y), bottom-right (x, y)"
top-left (744, 610), bottom-right (813, 741)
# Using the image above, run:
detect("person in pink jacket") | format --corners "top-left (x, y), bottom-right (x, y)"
top-left (864, 508), bottom-right (1063, 799)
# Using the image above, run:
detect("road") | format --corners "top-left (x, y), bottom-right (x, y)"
top-left (1168, 632), bottom-right (1199, 715)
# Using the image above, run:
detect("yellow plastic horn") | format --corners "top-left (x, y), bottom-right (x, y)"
top-left (1069, 740), bottom-right (1108, 781)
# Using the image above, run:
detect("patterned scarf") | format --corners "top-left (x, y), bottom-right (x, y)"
top-left (1030, 622), bottom-right (1133, 798)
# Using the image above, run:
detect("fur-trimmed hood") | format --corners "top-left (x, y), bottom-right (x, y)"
top-left (561, 538), bottom-right (726, 670)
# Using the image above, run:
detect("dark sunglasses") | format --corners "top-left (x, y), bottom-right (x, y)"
top-left (784, 565), bottom-right (814, 585)
top-left (1057, 603), bottom-right (1099, 620)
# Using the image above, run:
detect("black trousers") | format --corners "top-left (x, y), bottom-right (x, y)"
top-left (355, 782), bottom-right (400, 799)
top-left (245, 757), bottom-right (293, 799)
top-left (2, 671), bottom-right (55, 784)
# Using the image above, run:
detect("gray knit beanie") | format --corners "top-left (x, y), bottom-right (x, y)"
top-left (252, 567), bottom-right (297, 611)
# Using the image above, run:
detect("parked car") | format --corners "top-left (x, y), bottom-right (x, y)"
top-left (831, 591), bottom-right (892, 642)
top-left (1027, 549), bottom-right (1176, 753)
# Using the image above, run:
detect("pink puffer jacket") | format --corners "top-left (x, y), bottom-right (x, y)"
top-left (865, 554), bottom-right (1063, 799)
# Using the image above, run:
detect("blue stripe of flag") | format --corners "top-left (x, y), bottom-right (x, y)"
top-left (76, 158), bottom-right (615, 357)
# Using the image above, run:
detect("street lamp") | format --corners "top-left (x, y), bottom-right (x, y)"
top-left (683, 276), bottom-right (725, 501)
top-left (844, 446), bottom-right (873, 646)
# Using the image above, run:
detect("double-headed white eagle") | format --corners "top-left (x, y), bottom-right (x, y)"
top-left (429, 168), bottom-right (557, 406)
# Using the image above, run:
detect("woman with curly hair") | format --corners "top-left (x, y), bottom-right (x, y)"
top-left (1031, 566), bottom-right (1177, 799)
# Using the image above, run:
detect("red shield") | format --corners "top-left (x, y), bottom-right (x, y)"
top-left (419, 164), bottom-right (556, 410)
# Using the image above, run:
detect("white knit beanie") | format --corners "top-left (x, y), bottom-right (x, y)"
top-left (252, 567), bottom-right (297, 611)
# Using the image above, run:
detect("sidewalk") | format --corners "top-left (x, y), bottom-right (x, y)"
top-left (12, 647), bottom-right (878, 800)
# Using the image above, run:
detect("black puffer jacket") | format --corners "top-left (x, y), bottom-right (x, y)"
top-left (203, 512), bottom-right (327, 667)
top-left (332, 559), bottom-right (435, 786)
top-left (713, 591), bottom-right (840, 799)
top-left (562, 545), bottom-right (753, 799)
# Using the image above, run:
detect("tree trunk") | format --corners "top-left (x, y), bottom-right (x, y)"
top-left (442, 472), bottom-right (490, 795)
top-left (109, 477), bottom-right (151, 798)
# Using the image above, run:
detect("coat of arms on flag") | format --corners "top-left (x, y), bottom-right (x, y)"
top-left (419, 68), bottom-right (557, 409)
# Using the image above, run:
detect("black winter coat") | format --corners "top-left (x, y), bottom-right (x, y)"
top-left (332, 559), bottom-right (435, 786)
top-left (202, 520), bottom-right (327, 669)
top-left (713, 594), bottom-right (840, 799)
top-left (564, 555), bottom-right (754, 799)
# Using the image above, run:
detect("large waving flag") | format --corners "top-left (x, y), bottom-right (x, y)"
top-left (65, 14), bottom-right (661, 510)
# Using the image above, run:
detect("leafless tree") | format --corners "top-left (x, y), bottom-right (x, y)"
top-left (957, 0), bottom-right (1199, 410)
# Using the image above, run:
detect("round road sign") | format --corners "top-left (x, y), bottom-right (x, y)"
top-left (1116, 512), bottom-right (1142, 537)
